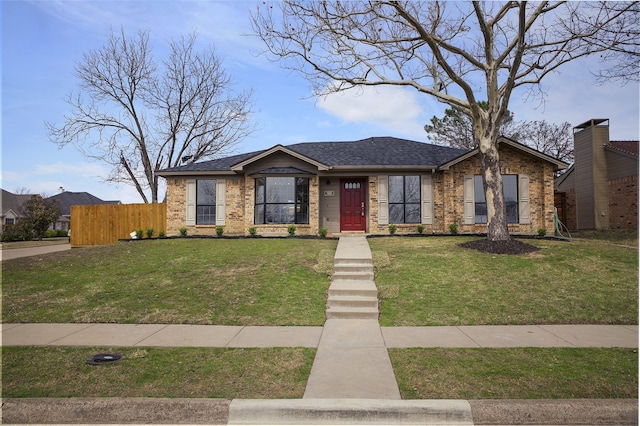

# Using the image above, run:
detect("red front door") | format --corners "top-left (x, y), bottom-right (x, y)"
top-left (340, 178), bottom-right (367, 232)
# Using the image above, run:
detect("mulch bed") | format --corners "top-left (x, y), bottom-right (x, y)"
top-left (459, 238), bottom-right (540, 255)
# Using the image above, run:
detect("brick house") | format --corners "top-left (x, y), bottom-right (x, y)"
top-left (555, 119), bottom-right (638, 230)
top-left (157, 136), bottom-right (567, 237)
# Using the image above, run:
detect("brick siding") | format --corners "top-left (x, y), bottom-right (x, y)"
top-left (164, 146), bottom-right (556, 236)
top-left (609, 175), bottom-right (638, 229)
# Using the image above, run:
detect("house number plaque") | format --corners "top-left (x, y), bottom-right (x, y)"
top-left (324, 191), bottom-right (335, 197)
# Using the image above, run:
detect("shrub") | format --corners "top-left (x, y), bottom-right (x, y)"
top-left (2, 224), bottom-right (31, 242)
top-left (388, 224), bottom-right (398, 235)
top-left (158, 231), bottom-right (166, 238)
top-left (135, 229), bottom-right (143, 239)
top-left (179, 227), bottom-right (187, 237)
top-left (215, 226), bottom-right (224, 237)
top-left (417, 224), bottom-right (425, 234)
top-left (145, 228), bottom-right (154, 238)
top-left (318, 227), bottom-right (328, 238)
top-left (56, 229), bottom-right (69, 237)
top-left (537, 228), bottom-right (547, 237)
top-left (45, 230), bottom-right (57, 238)
top-left (248, 227), bottom-right (257, 237)
top-left (449, 223), bottom-right (458, 235)
top-left (287, 224), bottom-right (297, 236)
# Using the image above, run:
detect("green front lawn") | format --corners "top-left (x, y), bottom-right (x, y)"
top-left (2, 238), bottom-right (336, 325)
top-left (370, 235), bottom-right (638, 326)
top-left (2, 346), bottom-right (315, 399)
top-left (390, 347), bottom-right (638, 399)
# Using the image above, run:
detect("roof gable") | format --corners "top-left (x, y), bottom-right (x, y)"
top-left (440, 137), bottom-right (569, 171)
top-left (231, 145), bottom-right (330, 172)
top-left (1, 189), bottom-right (35, 217)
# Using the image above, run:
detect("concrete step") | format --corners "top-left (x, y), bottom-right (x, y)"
top-left (327, 295), bottom-right (379, 309)
top-left (328, 280), bottom-right (378, 298)
top-left (332, 270), bottom-right (375, 281)
top-left (333, 263), bottom-right (374, 274)
top-left (334, 257), bottom-right (373, 266)
top-left (326, 306), bottom-right (379, 320)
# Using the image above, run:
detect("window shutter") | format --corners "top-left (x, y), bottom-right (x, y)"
top-left (186, 179), bottom-right (196, 226)
top-left (421, 174), bottom-right (433, 225)
top-left (463, 175), bottom-right (475, 225)
top-left (378, 175), bottom-right (389, 225)
top-left (216, 179), bottom-right (226, 226)
top-left (518, 175), bottom-right (530, 224)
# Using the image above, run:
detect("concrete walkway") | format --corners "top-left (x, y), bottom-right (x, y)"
top-left (0, 243), bottom-right (71, 261)
top-left (305, 234), bottom-right (401, 399)
top-left (3, 322), bottom-right (637, 348)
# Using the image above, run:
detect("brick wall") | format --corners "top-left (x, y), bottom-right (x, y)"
top-left (166, 178), bottom-right (186, 236)
top-left (165, 146), bottom-right (557, 236)
top-left (609, 175), bottom-right (638, 229)
top-left (444, 145), bottom-right (554, 234)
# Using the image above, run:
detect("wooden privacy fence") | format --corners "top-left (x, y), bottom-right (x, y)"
top-left (70, 203), bottom-right (166, 246)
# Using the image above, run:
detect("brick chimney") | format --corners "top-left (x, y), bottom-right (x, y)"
top-left (573, 119), bottom-right (610, 229)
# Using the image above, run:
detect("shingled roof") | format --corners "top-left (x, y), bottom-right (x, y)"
top-left (158, 137), bottom-right (469, 174)
top-left (45, 191), bottom-right (120, 216)
top-left (608, 141), bottom-right (639, 157)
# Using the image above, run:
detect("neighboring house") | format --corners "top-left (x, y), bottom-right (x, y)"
top-left (1, 189), bottom-right (35, 226)
top-left (45, 191), bottom-right (121, 231)
top-left (555, 119), bottom-right (638, 230)
top-left (157, 136), bottom-right (567, 237)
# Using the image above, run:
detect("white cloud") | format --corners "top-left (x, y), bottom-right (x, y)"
top-left (317, 85), bottom-right (429, 138)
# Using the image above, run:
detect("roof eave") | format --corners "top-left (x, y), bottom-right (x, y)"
top-left (329, 165), bottom-right (439, 171)
top-left (157, 170), bottom-right (240, 177)
top-left (231, 144), bottom-right (330, 172)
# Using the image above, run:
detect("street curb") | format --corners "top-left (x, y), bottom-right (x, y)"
top-left (2, 398), bottom-right (637, 425)
top-left (1, 397), bottom-right (231, 424)
top-left (229, 398), bottom-right (473, 424)
top-left (469, 399), bottom-right (638, 425)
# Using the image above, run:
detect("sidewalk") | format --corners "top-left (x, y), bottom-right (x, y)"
top-left (3, 322), bottom-right (638, 348)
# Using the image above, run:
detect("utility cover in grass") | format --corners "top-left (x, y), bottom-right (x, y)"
top-left (86, 353), bottom-right (123, 366)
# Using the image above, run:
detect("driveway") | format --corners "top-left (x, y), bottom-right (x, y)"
top-left (1, 244), bottom-right (71, 261)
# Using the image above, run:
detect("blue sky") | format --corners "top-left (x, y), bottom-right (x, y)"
top-left (2, 1), bottom-right (639, 204)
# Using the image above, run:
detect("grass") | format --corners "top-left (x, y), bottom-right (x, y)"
top-left (2, 346), bottom-right (315, 399)
top-left (2, 232), bottom-right (638, 400)
top-left (369, 235), bottom-right (638, 326)
top-left (2, 238), bottom-right (336, 325)
top-left (390, 347), bottom-right (638, 399)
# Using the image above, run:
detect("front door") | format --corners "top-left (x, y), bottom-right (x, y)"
top-left (340, 178), bottom-right (367, 232)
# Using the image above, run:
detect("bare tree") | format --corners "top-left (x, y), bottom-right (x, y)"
top-left (47, 29), bottom-right (255, 203)
top-left (252, 1), bottom-right (638, 241)
top-left (425, 107), bottom-right (573, 166)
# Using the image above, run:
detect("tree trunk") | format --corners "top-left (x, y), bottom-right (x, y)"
top-left (479, 142), bottom-right (510, 241)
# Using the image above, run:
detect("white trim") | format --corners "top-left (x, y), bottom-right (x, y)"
top-left (463, 175), bottom-right (475, 225)
top-left (421, 174), bottom-right (433, 225)
top-left (378, 175), bottom-right (389, 225)
top-left (518, 175), bottom-right (530, 224)
top-left (216, 179), bottom-right (226, 226)
top-left (186, 179), bottom-right (196, 226)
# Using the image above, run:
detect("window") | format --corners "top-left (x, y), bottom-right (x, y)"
top-left (196, 179), bottom-right (216, 224)
top-left (388, 175), bottom-right (421, 223)
top-left (474, 175), bottom-right (518, 223)
top-left (5, 218), bottom-right (14, 225)
top-left (254, 177), bottom-right (309, 224)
